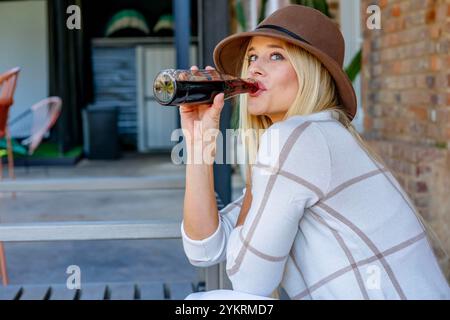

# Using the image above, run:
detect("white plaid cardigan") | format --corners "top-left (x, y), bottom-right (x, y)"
top-left (181, 110), bottom-right (450, 300)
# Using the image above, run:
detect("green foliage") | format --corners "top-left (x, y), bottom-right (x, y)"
top-left (345, 49), bottom-right (362, 82)
top-left (235, 0), bottom-right (269, 31)
top-left (258, 0), bottom-right (268, 24)
top-left (235, 0), bottom-right (247, 31)
top-left (435, 142), bottom-right (448, 149)
top-left (290, 0), bottom-right (331, 18)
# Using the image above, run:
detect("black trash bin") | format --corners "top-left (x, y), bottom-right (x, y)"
top-left (82, 105), bottom-right (121, 160)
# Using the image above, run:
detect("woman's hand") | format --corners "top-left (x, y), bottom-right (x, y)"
top-left (179, 66), bottom-right (225, 147)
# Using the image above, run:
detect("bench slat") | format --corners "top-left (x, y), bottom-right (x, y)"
top-left (79, 284), bottom-right (107, 300)
top-left (49, 285), bottom-right (78, 300)
top-left (108, 283), bottom-right (136, 300)
top-left (0, 286), bottom-right (22, 300)
top-left (0, 220), bottom-right (181, 242)
top-left (139, 282), bottom-right (165, 300)
top-left (0, 176), bottom-right (185, 192)
top-left (167, 282), bottom-right (194, 300)
top-left (20, 285), bottom-right (50, 300)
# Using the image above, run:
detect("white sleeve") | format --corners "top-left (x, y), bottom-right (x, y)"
top-left (225, 122), bottom-right (331, 297)
top-left (181, 187), bottom-right (246, 267)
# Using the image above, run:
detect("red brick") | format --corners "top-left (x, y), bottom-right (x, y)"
top-left (416, 181), bottom-right (429, 193)
top-left (410, 106), bottom-right (428, 121)
top-left (427, 125), bottom-right (439, 140)
top-left (416, 165), bottom-right (432, 177)
top-left (391, 5), bottom-right (401, 17)
top-left (364, 117), bottom-right (373, 131)
top-left (426, 9), bottom-right (436, 24)
top-left (414, 196), bottom-right (431, 208)
top-left (430, 55), bottom-right (441, 72)
top-left (435, 109), bottom-right (449, 124)
top-left (379, 0), bottom-right (388, 9)
top-left (429, 26), bottom-right (441, 39)
top-left (392, 61), bottom-right (402, 74)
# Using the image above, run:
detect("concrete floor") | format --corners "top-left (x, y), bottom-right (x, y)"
top-left (0, 153), bottom-right (245, 286)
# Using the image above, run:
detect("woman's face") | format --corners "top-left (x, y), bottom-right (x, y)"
top-left (245, 36), bottom-right (299, 123)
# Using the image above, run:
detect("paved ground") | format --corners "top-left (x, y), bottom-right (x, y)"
top-left (0, 153), bottom-right (245, 286)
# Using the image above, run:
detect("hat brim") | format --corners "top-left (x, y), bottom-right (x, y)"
top-left (213, 29), bottom-right (357, 120)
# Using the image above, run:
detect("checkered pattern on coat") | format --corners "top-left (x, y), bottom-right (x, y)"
top-left (182, 110), bottom-right (450, 300)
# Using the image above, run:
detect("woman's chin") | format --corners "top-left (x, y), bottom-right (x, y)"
top-left (247, 103), bottom-right (267, 116)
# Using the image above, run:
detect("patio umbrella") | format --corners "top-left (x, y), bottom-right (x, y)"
top-left (105, 9), bottom-right (150, 37)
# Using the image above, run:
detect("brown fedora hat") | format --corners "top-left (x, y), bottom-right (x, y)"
top-left (213, 5), bottom-right (357, 120)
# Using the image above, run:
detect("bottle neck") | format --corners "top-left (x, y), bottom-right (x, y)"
top-left (223, 78), bottom-right (259, 99)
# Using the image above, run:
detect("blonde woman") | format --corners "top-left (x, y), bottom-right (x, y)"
top-left (180, 5), bottom-right (449, 300)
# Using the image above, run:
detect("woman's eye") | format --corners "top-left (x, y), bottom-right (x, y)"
top-left (247, 52), bottom-right (284, 64)
top-left (247, 55), bottom-right (257, 63)
top-left (271, 53), bottom-right (284, 61)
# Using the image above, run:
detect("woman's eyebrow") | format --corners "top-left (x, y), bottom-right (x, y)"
top-left (248, 44), bottom-right (284, 52)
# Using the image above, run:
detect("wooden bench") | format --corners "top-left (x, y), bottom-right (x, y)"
top-left (0, 176), bottom-right (230, 297)
top-left (0, 281), bottom-right (199, 300)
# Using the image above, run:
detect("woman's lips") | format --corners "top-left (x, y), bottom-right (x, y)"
top-left (249, 81), bottom-right (267, 98)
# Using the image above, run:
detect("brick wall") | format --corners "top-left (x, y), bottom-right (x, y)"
top-left (361, 0), bottom-right (450, 278)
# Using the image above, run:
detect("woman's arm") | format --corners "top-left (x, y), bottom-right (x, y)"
top-left (180, 65), bottom-right (224, 241)
top-left (183, 155), bottom-right (218, 240)
top-left (182, 187), bottom-right (246, 267)
top-left (180, 65), bottom-right (245, 267)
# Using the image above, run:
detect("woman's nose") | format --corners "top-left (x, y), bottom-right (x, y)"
top-left (248, 63), bottom-right (265, 77)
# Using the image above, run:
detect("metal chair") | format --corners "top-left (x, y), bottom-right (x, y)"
top-left (0, 67), bottom-right (20, 286)
top-left (0, 95), bottom-right (62, 286)
top-left (0, 67), bottom-right (20, 183)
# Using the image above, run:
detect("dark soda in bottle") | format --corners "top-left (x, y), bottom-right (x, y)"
top-left (153, 69), bottom-right (259, 106)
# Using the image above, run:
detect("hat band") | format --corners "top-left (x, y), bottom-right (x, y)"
top-left (255, 24), bottom-right (311, 45)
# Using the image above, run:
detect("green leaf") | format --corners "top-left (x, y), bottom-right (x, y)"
top-left (236, 0), bottom-right (247, 30)
top-left (290, 0), bottom-right (331, 18)
top-left (345, 49), bottom-right (362, 82)
top-left (258, 0), bottom-right (269, 23)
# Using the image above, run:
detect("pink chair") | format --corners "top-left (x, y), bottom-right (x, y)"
top-left (0, 67), bottom-right (20, 286)
top-left (19, 96), bottom-right (62, 155)
top-left (0, 96), bottom-right (62, 286)
top-left (0, 67), bottom-right (20, 182)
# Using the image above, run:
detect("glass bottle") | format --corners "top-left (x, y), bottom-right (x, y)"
top-left (153, 69), bottom-right (259, 106)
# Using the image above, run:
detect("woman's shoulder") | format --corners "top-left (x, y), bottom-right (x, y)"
top-left (262, 111), bottom-right (338, 146)
top-left (258, 113), bottom-right (333, 168)
top-left (267, 110), bottom-right (339, 132)
top-left (256, 113), bottom-right (333, 194)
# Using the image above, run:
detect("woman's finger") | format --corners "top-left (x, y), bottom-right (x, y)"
top-left (210, 93), bottom-right (225, 115)
top-left (205, 65), bottom-right (215, 70)
top-left (190, 65), bottom-right (199, 70)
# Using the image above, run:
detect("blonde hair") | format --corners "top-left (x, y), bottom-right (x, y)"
top-left (236, 39), bottom-right (449, 297)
